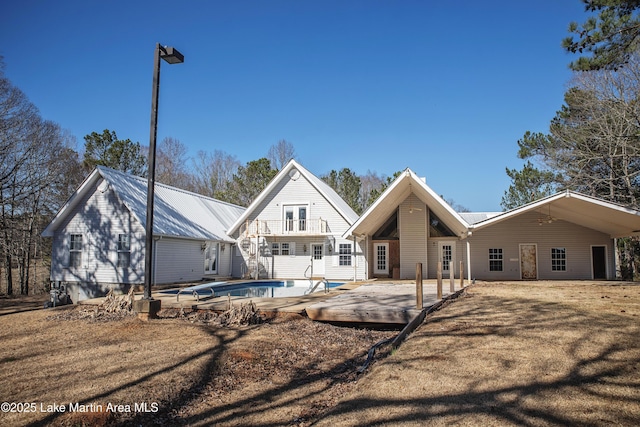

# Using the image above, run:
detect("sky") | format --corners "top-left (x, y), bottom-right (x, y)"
top-left (1, 0), bottom-right (590, 212)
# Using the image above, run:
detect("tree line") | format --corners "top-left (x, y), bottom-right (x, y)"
top-left (503, 0), bottom-right (640, 278)
top-left (0, 59), bottom-right (395, 295)
top-left (5, 0), bottom-right (640, 293)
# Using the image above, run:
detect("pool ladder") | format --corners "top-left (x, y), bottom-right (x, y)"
top-left (304, 263), bottom-right (329, 294)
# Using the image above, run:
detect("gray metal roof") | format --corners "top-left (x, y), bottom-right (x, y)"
top-left (458, 212), bottom-right (501, 225)
top-left (43, 166), bottom-right (245, 241)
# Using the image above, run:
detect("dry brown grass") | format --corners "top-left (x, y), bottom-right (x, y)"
top-left (0, 281), bottom-right (639, 426)
top-left (0, 304), bottom-right (394, 426)
top-left (316, 281), bottom-right (640, 426)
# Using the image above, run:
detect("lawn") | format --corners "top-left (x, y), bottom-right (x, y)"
top-left (0, 281), bottom-right (638, 426)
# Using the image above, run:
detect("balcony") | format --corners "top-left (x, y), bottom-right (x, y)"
top-left (241, 218), bottom-right (328, 236)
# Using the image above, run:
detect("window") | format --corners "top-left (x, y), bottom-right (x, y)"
top-left (271, 242), bottom-right (280, 256)
top-left (339, 243), bottom-right (352, 266)
top-left (489, 248), bottom-right (503, 272)
top-left (429, 211), bottom-right (456, 237)
top-left (281, 242), bottom-right (290, 256)
top-left (284, 205), bottom-right (308, 232)
top-left (69, 234), bottom-right (83, 268)
top-left (117, 234), bottom-right (130, 268)
top-left (551, 248), bottom-right (566, 271)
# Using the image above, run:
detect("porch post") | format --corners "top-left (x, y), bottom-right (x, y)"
top-left (466, 240), bottom-right (472, 282)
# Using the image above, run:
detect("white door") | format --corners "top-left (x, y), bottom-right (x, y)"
top-left (373, 243), bottom-right (389, 275)
top-left (204, 242), bottom-right (218, 274)
top-left (438, 241), bottom-right (455, 276)
top-left (311, 243), bottom-right (324, 276)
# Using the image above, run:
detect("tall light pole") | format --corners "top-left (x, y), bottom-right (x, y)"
top-left (144, 43), bottom-right (184, 301)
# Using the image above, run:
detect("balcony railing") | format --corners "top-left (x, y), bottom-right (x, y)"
top-left (241, 218), bottom-right (328, 236)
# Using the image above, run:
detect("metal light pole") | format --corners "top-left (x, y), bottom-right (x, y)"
top-left (144, 43), bottom-right (184, 300)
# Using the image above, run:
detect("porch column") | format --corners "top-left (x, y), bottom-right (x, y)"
top-left (466, 240), bottom-right (472, 282)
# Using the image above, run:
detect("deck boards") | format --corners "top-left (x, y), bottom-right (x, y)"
top-left (80, 281), bottom-right (464, 324)
top-left (306, 282), bottom-right (459, 324)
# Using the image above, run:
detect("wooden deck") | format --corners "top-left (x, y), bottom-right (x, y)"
top-left (306, 282), bottom-right (461, 324)
top-left (80, 280), bottom-right (465, 325)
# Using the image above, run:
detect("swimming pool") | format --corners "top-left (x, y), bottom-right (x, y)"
top-left (164, 280), bottom-right (344, 300)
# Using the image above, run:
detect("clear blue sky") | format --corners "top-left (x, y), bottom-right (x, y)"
top-left (1, 0), bottom-right (589, 212)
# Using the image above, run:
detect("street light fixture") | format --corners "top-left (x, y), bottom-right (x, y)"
top-left (143, 43), bottom-right (184, 301)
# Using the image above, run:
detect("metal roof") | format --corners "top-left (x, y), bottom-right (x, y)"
top-left (42, 166), bottom-right (245, 241)
top-left (458, 212), bottom-right (501, 225)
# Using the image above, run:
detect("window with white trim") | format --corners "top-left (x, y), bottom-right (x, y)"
top-left (117, 234), bottom-right (130, 268)
top-left (69, 234), bottom-right (83, 268)
top-left (489, 248), bottom-right (503, 272)
top-left (271, 242), bottom-right (280, 256)
top-left (339, 243), bottom-right (352, 266)
top-left (281, 242), bottom-right (290, 256)
top-left (551, 248), bottom-right (566, 271)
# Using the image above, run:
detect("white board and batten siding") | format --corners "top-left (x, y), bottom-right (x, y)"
top-left (466, 210), bottom-right (614, 280)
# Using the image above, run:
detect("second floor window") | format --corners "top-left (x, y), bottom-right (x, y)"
top-left (284, 205), bottom-right (307, 232)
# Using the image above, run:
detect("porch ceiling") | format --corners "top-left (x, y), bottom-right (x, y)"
top-left (471, 191), bottom-right (640, 238)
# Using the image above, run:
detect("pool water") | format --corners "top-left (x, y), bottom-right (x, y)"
top-left (164, 280), bottom-right (344, 299)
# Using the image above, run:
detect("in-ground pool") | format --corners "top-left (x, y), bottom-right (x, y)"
top-left (163, 280), bottom-right (344, 299)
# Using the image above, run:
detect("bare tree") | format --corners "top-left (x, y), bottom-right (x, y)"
top-left (0, 59), bottom-right (81, 295)
top-left (267, 139), bottom-right (296, 170)
top-left (520, 56), bottom-right (640, 208)
top-left (359, 170), bottom-right (386, 212)
top-left (191, 149), bottom-right (240, 199)
top-left (155, 136), bottom-right (194, 190)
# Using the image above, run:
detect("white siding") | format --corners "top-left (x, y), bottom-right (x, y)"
top-left (233, 169), bottom-right (359, 281)
top-left (50, 179), bottom-right (145, 287)
top-left (467, 211), bottom-right (614, 280)
top-left (153, 238), bottom-right (205, 284)
top-left (399, 194), bottom-right (427, 279)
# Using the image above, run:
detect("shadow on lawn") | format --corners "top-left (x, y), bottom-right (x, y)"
top-left (29, 286), bottom-right (640, 426)
top-left (314, 290), bottom-right (640, 426)
top-left (26, 326), bottom-right (250, 427)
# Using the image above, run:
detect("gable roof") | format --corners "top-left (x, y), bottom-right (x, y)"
top-left (227, 159), bottom-right (359, 235)
top-left (42, 166), bottom-right (245, 241)
top-left (344, 168), bottom-right (469, 239)
top-left (470, 190), bottom-right (640, 238)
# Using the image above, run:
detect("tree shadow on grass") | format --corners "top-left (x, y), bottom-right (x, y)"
top-left (25, 325), bottom-right (250, 427)
top-left (313, 290), bottom-right (640, 426)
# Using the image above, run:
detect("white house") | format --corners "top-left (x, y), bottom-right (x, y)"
top-left (42, 166), bottom-right (245, 302)
top-left (344, 169), bottom-right (640, 281)
top-left (227, 160), bottom-right (365, 282)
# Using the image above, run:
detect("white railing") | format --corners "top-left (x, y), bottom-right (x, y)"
top-left (241, 218), bottom-right (328, 236)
